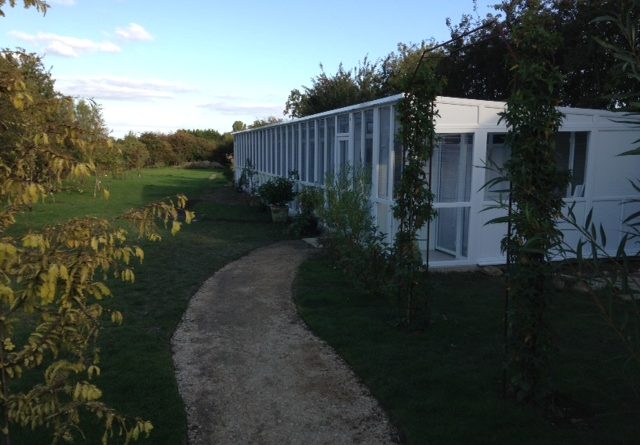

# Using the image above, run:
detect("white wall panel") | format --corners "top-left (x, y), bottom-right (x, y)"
top-left (436, 103), bottom-right (479, 126)
top-left (591, 130), bottom-right (640, 197)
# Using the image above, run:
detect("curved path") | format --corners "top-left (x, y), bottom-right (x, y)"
top-left (172, 240), bottom-right (398, 445)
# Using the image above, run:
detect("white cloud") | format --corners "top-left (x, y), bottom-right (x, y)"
top-left (8, 31), bottom-right (120, 57)
top-left (115, 23), bottom-right (153, 42)
top-left (199, 96), bottom-right (283, 117)
top-left (57, 76), bottom-right (196, 101)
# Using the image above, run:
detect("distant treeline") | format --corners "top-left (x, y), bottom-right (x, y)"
top-left (110, 129), bottom-right (233, 174)
top-left (1, 48), bottom-right (234, 181)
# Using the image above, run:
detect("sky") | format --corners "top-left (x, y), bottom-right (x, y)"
top-left (1, 0), bottom-right (497, 137)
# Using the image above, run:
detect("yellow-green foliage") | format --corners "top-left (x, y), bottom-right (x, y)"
top-left (0, 3), bottom-right (194, 444)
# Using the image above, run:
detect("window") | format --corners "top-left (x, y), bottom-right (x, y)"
top-left (338, 139), bottom-right (348, 170)
top-left (483, 131), bottom-right (589, 200)
top-left (393, 108), bottom-right (402, 197)
top-left (309, 121), bottom-right (315, 182)
top-left (301, 124), bottom-right (307, 181)
top-left (556, 132), bottom-right (588, 198)
top-left (327, 117), bottom-right (335, 177)
top-left (338, 113), bottom-right (349, 134)
top-left (318, 119), bottom-right (325, 184)
top-left (434, 134), bottom-right (473, 203)
top-left (354, 112), bottom-right (362, 169)
top-left (364, 110), bottom-right (373, 171)
top-left (484, 133), bottom-right (511, 201)
top-left (293, 125), bottom-right (299, 175)
top-left (378, 107), bottom-right (391, 198)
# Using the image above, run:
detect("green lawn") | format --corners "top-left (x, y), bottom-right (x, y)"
top-left (294, 256), bottom-right (640, 445)
top-left (8, 168), bottom-right (286, 444)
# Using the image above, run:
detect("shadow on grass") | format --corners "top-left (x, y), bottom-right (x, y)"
top-left (294, 256), bottom-right (640, 445)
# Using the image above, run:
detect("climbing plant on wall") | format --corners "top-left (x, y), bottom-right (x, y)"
top-left (392, 55), bottom-right (443, 329)
top-left (498, 0), bottom-right (568, 402)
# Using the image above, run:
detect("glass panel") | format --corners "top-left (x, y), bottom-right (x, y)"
top-left (484, 133), bottom-right (510, 201)
top-left (327, 117), bottom-right (335, 178)
top-left (301, 124), bottom-right (307, 181)
top-left (338, 113), bottom-right (349, 134)
top-left (555, 132), bottom-right (571, 175)
top-left (434, 134), bottom-right (473, 203)
top-left (339, 140), bottom-right (348, 170)
top-left (364, 110), bottom-right (374, 174)
top-left (377, 202), bottom-right (390, 239)
top-left (288, 125), bottom-right (293, 175)
top-left (278, 127), bottom-right (288, 176)
top-left (276, 127), bottom-right (281, 176)
top-left (572, 132), bottom-right (588, 197)
top-left (434, 207), bottom-right (470, 258)
top-left (271, 129), bottom-right (276, 175)
top-left (393, 109), bottom-right (402, 197)
top-left (354, 112), bottom-right (362, 169)
top-left (293, 125), bottom-right (299, 175)
top-left (378, 107), bottom-right (391, 198)
top-left (258, 131), bottom-right (262, 172)
top-left (318, 119), bottom-right (325, 184)
top-left (309, 122), bottom-right (315, 182)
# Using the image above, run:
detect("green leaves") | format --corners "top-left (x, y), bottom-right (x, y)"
top-left (497, 0), bottom-right (567, 403)
top-left (391, 53), bottom-right (441, 329)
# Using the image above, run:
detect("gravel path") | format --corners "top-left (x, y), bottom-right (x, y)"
top-left (171, 240), bottom-right (398, 445)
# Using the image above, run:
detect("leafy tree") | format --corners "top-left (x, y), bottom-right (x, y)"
top-left (248, 116), bottom-right (283, 128)
top-left (557, 0), bottom-right (640, 379)
top-left (437, 11), bottom-right (509, 101)
top-left (231, 120), bottom-right (247, 132)
top-left (167, 130), bottom-right (215, 162)
top-left (392, 50), bottom-right (443, 329)
top-left (138, 132), bottom-right (178, 166)
top-left (181, 128), bottom-right (223, 142)
top-left (284, 59), bottom-right (388, 118)
top-left (593, 0), bottom-right (640, 113)
top-left (496, 0), bottom-right (568, 403)
top-left (286, 0), bottom-right (640, 117)
top-left (116, 132), bottom-right (149, 175)
top-left (440, 0), bottom-right (640, 109)
top-left (0, 4), bottom-right (192, 444)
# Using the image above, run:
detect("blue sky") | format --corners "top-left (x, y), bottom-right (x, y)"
top-left (1, 0), bottom-right (496, 137)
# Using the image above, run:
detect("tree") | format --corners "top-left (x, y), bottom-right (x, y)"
top-left (0, 4), bottom-right (192, 444)
top-left (231, 121), bottom-right (247, 132)
top-left (249, 116), bottom-right (283, 128)
top-left (440, 0), bottom-right (640, 109)
top-left (284, 59), bottom-right (388, 118)
top-left (116, 132), bottom-right (150, 175)
top-left (496, 0), bottom-right (568, 403)
top-left (138, 132), bottom-right (177, 166)
top-left (392, 48), bottom-right (443, 329)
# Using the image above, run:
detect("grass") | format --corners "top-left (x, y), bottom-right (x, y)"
top-left (294, 256), bottom-right (640, 445)
top-left (7, 167), bottom-right (286, 444)
top-left (8, 169), bottom-right (211, 234)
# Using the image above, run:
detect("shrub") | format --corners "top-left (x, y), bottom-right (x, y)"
top-left (288, 186), bottom-right (323, 237)
top-left (258, 177), bottom-right (296, 206)
top-left (319, 165), bottom-right (393, 297)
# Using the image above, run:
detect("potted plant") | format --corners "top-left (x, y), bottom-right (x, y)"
top-left (258, 176), bottom-right (296, 222)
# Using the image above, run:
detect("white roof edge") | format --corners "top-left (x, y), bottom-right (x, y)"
top-left (233, 93), bottom-right (640, 135)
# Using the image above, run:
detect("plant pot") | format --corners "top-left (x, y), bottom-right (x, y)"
top-left (270, 205), bottom-right (289, 223)
top-left (248, 195), bottom-right (262, 208)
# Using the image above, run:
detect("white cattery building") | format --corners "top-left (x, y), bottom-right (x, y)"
top-left (233, 94), bottom-right (640, 268)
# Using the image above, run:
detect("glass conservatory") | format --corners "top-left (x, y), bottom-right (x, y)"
top-left (233, 94), bottom-right (640, 267)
